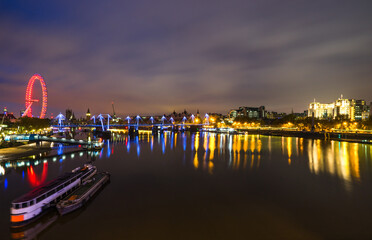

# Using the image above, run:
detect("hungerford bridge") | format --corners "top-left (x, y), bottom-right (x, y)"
top-left (53, 113), bottom-right (211, 132)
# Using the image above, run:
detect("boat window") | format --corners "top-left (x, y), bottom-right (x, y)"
top-left (36, 195), bottom-right (45, 203)
top-left (30, 200), bottom-right (34, 206)
top-left (14, 204), bottom-right (20, 209)
top-left (57, 185), bottom-right (63, 191)
top-left (22, 202), bottom-right (28, 208)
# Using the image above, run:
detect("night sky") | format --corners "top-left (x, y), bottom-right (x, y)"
top-left (1, 0), bottom-right (372, 117)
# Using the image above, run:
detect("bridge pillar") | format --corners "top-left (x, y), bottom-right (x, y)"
top-left (129, 126), bottom-right (138, 136)
top-left (189, 125), bottom-right (198, 132)
top-left (171, 125), bottom-right (177, 132)
top-left (152, 126), bottom-right (158, 135)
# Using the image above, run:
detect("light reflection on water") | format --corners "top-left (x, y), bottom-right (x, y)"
top-left (2, 132), bottom-right (372, 193)
top-left (2, 132), bottom-right (372, 239)
top-left (108, 131), bottom-right (371, 192)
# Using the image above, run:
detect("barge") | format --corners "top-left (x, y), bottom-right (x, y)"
top-left (10, 164), bottom-right (97, 228)
top-left (56, 172), bottom-right (110, 215)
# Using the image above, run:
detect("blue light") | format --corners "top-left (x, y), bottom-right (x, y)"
top-left (161, 134), bottom-right (165, 154)
top-left (135, 136), bottom-right (140, 156)
top-left (183, 133), bottom-right (186, 151)
top-left (170, 133), bottom-right (174, 150)
top-left (127, 136), bottom-right (131, 152)
top-left (4, 179), bottom-right (8, 189)
top-left (191, 134), bottom-right (195, 152)
top-left (58, 144), bottom-right (63, 155)
top-left (151, 136), bottom-right (154, 152)
top-left (22, 171), bottom-right (25, 179)
top-left (107, 140), bottom-right (111, 158)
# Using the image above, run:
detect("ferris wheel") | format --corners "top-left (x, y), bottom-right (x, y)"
top-left (22, 74), bottom-right (48, 119)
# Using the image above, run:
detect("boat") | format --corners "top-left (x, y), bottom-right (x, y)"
top-left (56, 172), bottom-right (110, 215)
top-left (10, 210), bottom-right (58, 240)
top-left (82, 141), bottom-right (103, 151)
top-left (10, 164), bottom-right (97, 228)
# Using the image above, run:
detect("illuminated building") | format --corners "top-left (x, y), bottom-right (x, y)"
top-left (229, 106), bottom-right (266, 119)
top-left (308, 101), bottom-right (334, 119)
top-left (229, 109), bottom-right (238, 119)
top-left (354, 100), bottom-right (369, 120)
top-left (308, 95), bottom-right (368, 120)
top-left (334, 97), bottom-right (354, 120)
top-left (362, 111), bottom-right (369, 121)
top-left (86, 108), bottom-right (91, 121)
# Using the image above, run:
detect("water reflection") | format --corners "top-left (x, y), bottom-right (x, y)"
top-left (306, 139), bottom-right (367, 190)
top-left (27, 162), bottom-right (48, 187)
top-left (1, 132), bottom-right (371, 192)
top-left (0, 150), bottom-right (101, 190)
top-left (3, 131), bottom-right (372, 239)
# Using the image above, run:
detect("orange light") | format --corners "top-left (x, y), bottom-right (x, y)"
top-left (11, 214), bottom-right (24, 222)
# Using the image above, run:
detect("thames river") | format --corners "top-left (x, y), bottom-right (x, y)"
top-left (1, 132), bottom-right (372, 239)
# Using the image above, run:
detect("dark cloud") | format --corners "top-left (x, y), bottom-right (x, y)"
top-left (0, 0), bottom-right (372, 117)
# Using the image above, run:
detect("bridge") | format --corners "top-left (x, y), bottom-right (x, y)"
top-left (53, 113), bottom-right (211, 132)
top-left (4, 134), bottom-right (101, 146)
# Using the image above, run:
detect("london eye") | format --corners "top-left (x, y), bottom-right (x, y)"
top-left (22, 74), bottom-right (48, 119)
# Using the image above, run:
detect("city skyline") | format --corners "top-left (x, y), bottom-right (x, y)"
top-left (1, 1), bottom-right (372, 116)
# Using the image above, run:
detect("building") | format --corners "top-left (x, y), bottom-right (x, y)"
top-left (354, 100), bottom-right (368, 120)
top-left (266, 111), bottom-right (287, 119)
top-left (362, 111), bottom-right (369, 121)
top-left (0, 113), bottom-right (16, 123)
top-left (334, 97), bottom-right (354, 120)
top-left (308, 101), bottom-right (334, 119)
top-left (229, 106), bottom-right (266, 120)
top-left (229, 109), bottom-right (238, 119)
top-left (86, 108), bottom-right (91, 121)
top-left (308, 95), bottom-right (368, 121)
top-left (66, 109), bottom-right (73, 121)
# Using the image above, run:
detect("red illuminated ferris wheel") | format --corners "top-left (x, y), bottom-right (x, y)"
top-left (22, 74), bottom-right (48, 119)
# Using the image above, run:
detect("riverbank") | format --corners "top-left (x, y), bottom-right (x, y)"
top-left (0, 142), bottom-right (52, 162)
top-left (235, 128), bottom-right (372, 144)
top-left (0, 143), bottom-right (86, 162)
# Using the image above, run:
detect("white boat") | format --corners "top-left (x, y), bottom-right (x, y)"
top-left (10, 164), bottom-right (97, 228)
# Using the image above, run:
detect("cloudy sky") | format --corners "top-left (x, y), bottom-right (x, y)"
top-left (1, 0), bottom-right (371, 117)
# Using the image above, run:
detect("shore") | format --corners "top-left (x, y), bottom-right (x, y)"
top-left (0, 142), bottom-right (52, 162)
top-left (0, 143), bottom-right (86, 162)
top-left (235, 128), bottom-right (372, 144)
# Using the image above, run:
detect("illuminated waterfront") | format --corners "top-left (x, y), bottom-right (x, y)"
top-left (2, 132), bottom-right (372, 239)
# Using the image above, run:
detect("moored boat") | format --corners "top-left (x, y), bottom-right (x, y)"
top-left (10, 164), bottom-right (97, 228)
top-left (56, 172), bottom-right (110, 215)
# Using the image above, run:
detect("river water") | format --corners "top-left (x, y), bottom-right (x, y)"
top-left (1, 132), bottom-right (372, 239)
